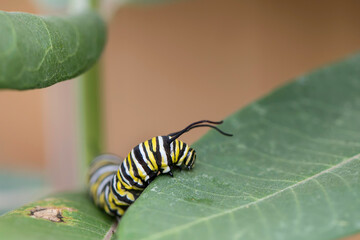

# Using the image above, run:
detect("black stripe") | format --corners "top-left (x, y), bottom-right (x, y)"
top-left (142, 141), bottom-right (156, 170)
top-left (125, 188), bottom-right (143, 200)
top-left (120, 159), bottom-right (138, 187)
top-left (117, 205), bottom-right (128, 217)
top-left (130, 149), bottom-right (149, 182)
top-left (109, 187), bottom-right (130, 213)
top-left (133, 145), bottom-right (153, 175)
top-left (96, 172), bottom-right (114, 198)
top-left (128, 155), bottom-right (140, 179)
top-left (186, 149), bottom-right (194, 165)
top-left (178, 141), bottom-right (186, 163)
top-left (147, 138), bottom-right (159, 170)
top-left (173, 140), bottom-right (179, 164)
top-left (162, 136), bottom-right (172, 167)
top-left (111, 175), bottom-right (135, 205)
top-left (128, 155), bottom-right (145, 188)
top-left (153, 137), bottom-right (162, 169)
top-left (148, 137), bottom-right (153, 151)
top-left (104, 184), bottom-right (117, 216)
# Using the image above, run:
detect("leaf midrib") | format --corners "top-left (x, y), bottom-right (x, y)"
top-left (140, 153), bottom-right (360, 240)
top-left (103, 221), bottom-right (118, 240)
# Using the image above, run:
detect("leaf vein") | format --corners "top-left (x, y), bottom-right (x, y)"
top-left (141, 153), bottom-right (360, 240)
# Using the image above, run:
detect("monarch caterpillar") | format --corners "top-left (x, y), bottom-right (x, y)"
top-left (88, 120), bottom-right (232, 218)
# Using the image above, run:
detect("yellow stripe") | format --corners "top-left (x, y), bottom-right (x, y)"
top-left (108, 192), bottom-right (118, 210)
top-left (109, 192), bottom-right (128, 215)
top-left (126, 192), bottom-right (135, 201)
top-left (116, 181), bottom-right (135, 201)
top-left (175, 140), bottom-right (180, 161)
top-left (116, 165), bottom-right (142, 191)
top-left (116, 181), bottom-right (121, 192)
top-left (116, 208), bottom-right (125, 216)
top-left (112, 196), bottom-right (130, 206)
top-left (179, 145), bottom-right (189, 164)
top-left (141, 143), bottom-right (155, 171)
top-left (110, 187), bottom-right (130, 206)
top-left (116, 170), bottom-right (133, 190)
top-left (90, 172), bottom-right (109, 200)
top-left (117, 172), bottom-right (131, 189)
top-left (144, 140), bottom-right (158, 170)
top-left (126, 156), bottom-right (144, 190)
top-left (185, 150), bottom-right (193, 165)
top-left (152, 137), bottom-right (157, 152)
top-left (99, 192), bottom-right (106, 206)
top-left (104, 204), bottom-right (112, 216)
top-left (116, 170), bottom-right (122, 184)
top-left (126, 155), bottom-right (141, 183)
top-left (171, 148), bottom-right (174, 162)
top-left (132, 153), bottom-right (146, 179)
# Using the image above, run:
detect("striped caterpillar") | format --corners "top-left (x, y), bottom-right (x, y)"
top-left (88, 120), bottom-right (232, 218)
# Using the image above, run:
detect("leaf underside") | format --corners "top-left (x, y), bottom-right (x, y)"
top-left (0, 10), bottom-right (106, 90)
top-left (0, 192), bottom-right (116, 240)
top-left (117, 54), bottom-right (360, 240)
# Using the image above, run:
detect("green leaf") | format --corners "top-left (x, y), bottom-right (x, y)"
top-left (0, 10), bottom-right (106, 90)
top-left (117, 54), bottom-right (360, 240)
top-left (0, 192), bottom-right (117, 240)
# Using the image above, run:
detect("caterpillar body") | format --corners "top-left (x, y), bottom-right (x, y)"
top-left (88, 120), bottom-right (232, 218)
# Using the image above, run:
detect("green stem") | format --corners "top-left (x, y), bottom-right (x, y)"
top-left (77, 62), bottom-right (103, 180)
top-left (72, 0), bottom-right (104, 186)
top-left (90, 0), bottom-right (100, 9)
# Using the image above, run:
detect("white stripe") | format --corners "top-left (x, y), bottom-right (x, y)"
top-left (170, 141), bottom-right (174, 160)
top-left (125, 156), bottom-right (143, 186)
top-left (112, 174), bottom-right (135, 202)
top-left (186, 150), bottom-right (194, 165)
top-left (159, 137), bottom-right (171, 173)
top-left (104, 185), bottom-right (112, 212)
top-left (92, 154), bottom-right (121, 165)
top-left (112, 175), bottom-right (125, 197)
top-left (178, 145), bottom-right (189, 166)
top-left (112, 175), bottom-right (129, 205)
top-left (96, 174), bottom-right (113, 197)
top-left (158, 137), bottom-right (168, 167)
top-left (131, 149), bottom-right (149, 181)
top-left (139, 143), bottom-right (152, 168)
top-left (120, 161), bottom-right (132, 186)
top-left (90, 165), bottom-right (119, 184)
top-left (105, 185), bottom-right (110, 201)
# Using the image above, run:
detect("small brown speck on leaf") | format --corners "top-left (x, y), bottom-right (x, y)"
top-left (29, 206), bottom-right (74, 223)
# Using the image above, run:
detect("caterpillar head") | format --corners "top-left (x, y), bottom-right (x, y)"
top-left (184, 148), bottom-right (196, 170)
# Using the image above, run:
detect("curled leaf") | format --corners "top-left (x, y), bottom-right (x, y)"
top-left (0, 10), bottom-right (106, 90)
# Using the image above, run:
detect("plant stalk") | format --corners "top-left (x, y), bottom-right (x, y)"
top-left (77, 62), bottom-right (103, 183)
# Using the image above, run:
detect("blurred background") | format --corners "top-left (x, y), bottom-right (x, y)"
top-left (1, 0), bottom-right (360, 221)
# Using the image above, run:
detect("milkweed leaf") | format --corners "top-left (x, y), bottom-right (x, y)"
top-left (117, 54), bottom-right (360, 240)
top-left (0, 192), bottom-right (117, 240)
top-left (0, 10), bottom-right (106, 90)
